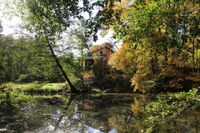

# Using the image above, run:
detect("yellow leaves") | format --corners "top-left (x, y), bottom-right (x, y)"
top-left (124, 0), bottom-right (129, 4)
top-left (138, 38), bottom-right (149, 44)
top-left (112, 2), bottom-right (121, 10)
top-left (187, 1), bottom-right (200, 13)
top-left (160, 28), bottom-right (166, 34)
top-left (112, 0), bottom-right (130, 9)
top-left (131, 96), bottom-right (147, 114)
top-left (109, 41), bottom-right (159, 92)
top-left (130, 48), bottom-right (158, 92)
top-left (83, 71), bottom-right (95, 81)
top-left (111, 0), bottom-right (132, 21)
top-left (131, 75), bottom-right (144, 91)
top-left (108, 42), bottom-right (136, 73)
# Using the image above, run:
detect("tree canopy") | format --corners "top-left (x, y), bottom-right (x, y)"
top-left (4, 0), bottom-right (199, 92)
top-left (109, 0), bottom-right (200, 92)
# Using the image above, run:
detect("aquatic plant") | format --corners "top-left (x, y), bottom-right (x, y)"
top-left (0, 88), bottom-right (32, 110)
top-left (142, 88), bottom-right (200, 132)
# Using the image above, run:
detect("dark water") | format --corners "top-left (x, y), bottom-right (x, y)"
top-left (0, 94), bottom-right (199, 133)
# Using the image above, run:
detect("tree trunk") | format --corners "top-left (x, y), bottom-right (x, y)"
top-left (164, 45), bottom-right (168, 65)
top-left (192, 39), bottom-right (195, 64)
top-left (47, 42), bottom-right (80, 93)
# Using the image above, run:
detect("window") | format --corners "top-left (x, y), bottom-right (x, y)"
top-left (100, 50), bottom-right (103, 55)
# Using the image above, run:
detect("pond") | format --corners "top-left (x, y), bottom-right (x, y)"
top-left (0, 94), bottom-right (199, 133)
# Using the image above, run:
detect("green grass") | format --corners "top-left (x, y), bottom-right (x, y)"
top-left (41, 83), bottom-right (66, 90)
top-left (0, 82), bottom-right (69, 112)
top-left (1, 82), bottom-right (67, 94)
top-left (0, 82), bottom-right (68, 105)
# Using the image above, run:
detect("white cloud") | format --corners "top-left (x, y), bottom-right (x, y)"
top-left (0, 0), bottom-right (23, 36)
top-left (1, 16), bottom-right (22, 35)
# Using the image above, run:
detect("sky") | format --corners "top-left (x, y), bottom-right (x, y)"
top-left (0, 14), bottom-right (114, 44)
top-left (0, 1), bottom-right (116, 45)
top-left (1, 16), bottom-right (22, 35)
top-left (0, 0), bottom-right (22, 36)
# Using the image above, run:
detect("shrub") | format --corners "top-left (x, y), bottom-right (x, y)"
top-left (0, 89), bottom-right (32, 111)
top-left (16, 74), bottom-right (41, 83)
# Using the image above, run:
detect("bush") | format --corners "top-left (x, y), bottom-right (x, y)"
top-left (0, 89), bottom-right (32, 111)
top-left (16, 74), bottom-right (42, 83)
top-left (142, 88), bottom-right (200, 132)
top-left (92, 61), bottom-right (131, 92)
top-left (155, 65), bottom-right (200, 92)
top-left (92, 60), bottom-right (109, 79)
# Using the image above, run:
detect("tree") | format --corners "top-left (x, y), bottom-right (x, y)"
top-left (0, 34), bottom-right (66, 83)
top-left (63, 20), bottom-right (91, 89)
top-left (14, 0), bottom-right (121, 93)
top-left (0, 21), bottom-right (2, 33)
top-left (0, 35), bottom-right (15, 82)
top-left (108, 0), bottom-right (200, 92)
top-left (108, 42), bottom-right (136, 76)
top-left (18, 0), bottom-right (84, 93)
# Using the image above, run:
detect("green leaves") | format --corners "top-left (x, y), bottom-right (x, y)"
top-left (109, 0), bottom-right (200, 92)
top-left (0, 35), bottom-right (64, 83)
top-left (142, 88), bottom-right (199, 132)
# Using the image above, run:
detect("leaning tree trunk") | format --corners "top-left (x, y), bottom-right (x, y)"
top-left (47, 42), bottom-right (80, 93)
top-left (164, 45), bottom-right (168, 65)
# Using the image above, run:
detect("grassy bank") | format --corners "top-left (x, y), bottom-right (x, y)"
top-left (0, 82), bottom-right (68, 111)
top-left (0, 82), bottom-right (66, 94)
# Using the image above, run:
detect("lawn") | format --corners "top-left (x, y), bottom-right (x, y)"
top-left (0, 82), bottom-right (67, 94)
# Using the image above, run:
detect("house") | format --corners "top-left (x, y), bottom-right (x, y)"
top-left (84, 42), bottom-right (115, 68)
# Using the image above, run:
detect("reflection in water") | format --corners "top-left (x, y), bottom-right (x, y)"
top-left (131, 95), bottom-right (148, 114)
top-left (156, 111), bottom-right (200, 133)
top-left (0, 94), bottom-right (199, 133)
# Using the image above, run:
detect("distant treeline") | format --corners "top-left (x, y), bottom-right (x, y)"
top-left (0, 35), bottom-right (67, 83)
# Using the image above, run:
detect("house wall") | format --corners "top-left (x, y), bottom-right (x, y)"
top-left (85, 46), bottom-right (114, 69)
top-left (104, 47), bottom-right (113, 59)
top-left (93, 49), bottom-right (104, 56)
top-left (91, 47), bottom-right (112, 60)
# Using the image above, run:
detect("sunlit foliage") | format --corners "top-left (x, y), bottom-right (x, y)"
top-left (109, 0), bottom-right (200, 92)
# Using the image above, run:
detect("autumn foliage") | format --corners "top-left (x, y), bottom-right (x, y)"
top-left (107, 0), bottom-right (200, 92)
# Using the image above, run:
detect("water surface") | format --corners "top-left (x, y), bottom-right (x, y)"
top-left (0, 94), bottom-right (199, 133)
